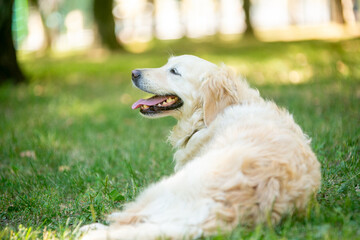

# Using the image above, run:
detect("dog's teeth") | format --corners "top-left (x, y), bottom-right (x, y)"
top-left (141, 105), bottom-right (149, 109)
top-left (166, 97), bottom-right (176, 104)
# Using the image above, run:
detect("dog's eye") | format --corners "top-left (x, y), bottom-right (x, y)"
top-left (170, 68), bottom-right (181, 76)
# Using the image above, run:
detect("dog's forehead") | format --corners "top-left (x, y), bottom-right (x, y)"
top-left (167, 55), bottom-right (216, 68)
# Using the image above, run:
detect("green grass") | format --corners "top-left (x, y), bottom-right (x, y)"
top-left (1, 37), bottom-right (359, 239)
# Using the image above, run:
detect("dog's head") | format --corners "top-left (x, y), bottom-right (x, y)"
top-left (132, 55), bottom-right (256, 126)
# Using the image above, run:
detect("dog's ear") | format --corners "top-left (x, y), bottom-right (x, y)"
top-left (200, 66), bottom-right (240, 126)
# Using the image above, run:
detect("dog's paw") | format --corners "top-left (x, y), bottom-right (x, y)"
top-left (79, 223), bottom-right (108, 233)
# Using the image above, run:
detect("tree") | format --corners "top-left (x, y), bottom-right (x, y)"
top-left (330, 0), bottom-right (357, 25)
top-left (148, 0), bottom-right (156, 36)
top-left (93, 0), bottom-right (123, 50)
top-left (0, 0), bottom-right (26, 84)
top-left (243, 0), bottom-right (255, 36)
top-left (330, 0), bottom-right (346, 23)
top-left (288, 0), bottom-right (300, 25)
top-left (29, 0), bottom-right (53, 52)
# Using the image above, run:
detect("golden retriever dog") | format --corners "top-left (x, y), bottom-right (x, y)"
top-left (81, 55), bottom-right (321, 239)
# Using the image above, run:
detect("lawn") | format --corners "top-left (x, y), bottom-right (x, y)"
top-left (0, 38), bottom-right (359, 239)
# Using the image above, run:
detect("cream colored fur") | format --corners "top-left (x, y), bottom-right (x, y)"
top-left (81, 55), bottom-right (321, 240)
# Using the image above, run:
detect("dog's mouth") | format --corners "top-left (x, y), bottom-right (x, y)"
top-left (132, 95), bottom-right (184, 115)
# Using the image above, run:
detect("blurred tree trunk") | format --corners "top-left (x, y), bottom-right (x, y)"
top-left (93, 0), bottom-right (123, 50)
top-left (30, 0), bottom-right (52, 51)
top-left (342, 0), bottom-right (356, 24)
top-left (330, 0), bottom-right (345, 23)
top-left (148, 0), bottom-right (156, 36)
top-left (288, 0), bottom-right (300, 25)
top-left (0, 0), bottom-right (25, 84)
top-left (330, 0), bottom-right (357, 24)
top-left (243, 0), bottom-right (254, 36)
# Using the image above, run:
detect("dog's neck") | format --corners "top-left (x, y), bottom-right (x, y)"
top-left (168, 109), bottom-right (210, 170)
top-left (168, 82), bottom-right (263, 171)
top-left (169, 109), bottom-right (205, 149)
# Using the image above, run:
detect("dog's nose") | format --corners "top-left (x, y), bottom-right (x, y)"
top-left (132, 70), bottom-right (142, 81)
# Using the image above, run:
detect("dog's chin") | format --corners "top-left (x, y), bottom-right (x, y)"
top-left (140, 109), bottom-right (178, 118)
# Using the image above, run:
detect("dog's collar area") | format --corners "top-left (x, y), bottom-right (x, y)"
top-left (132, 95), bottom-right (184, 115)
top-left (183, 129), bottom-right (200, 147)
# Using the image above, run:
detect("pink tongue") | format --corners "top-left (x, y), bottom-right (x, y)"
top-left (132, 96), bottom-right (169, 109)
